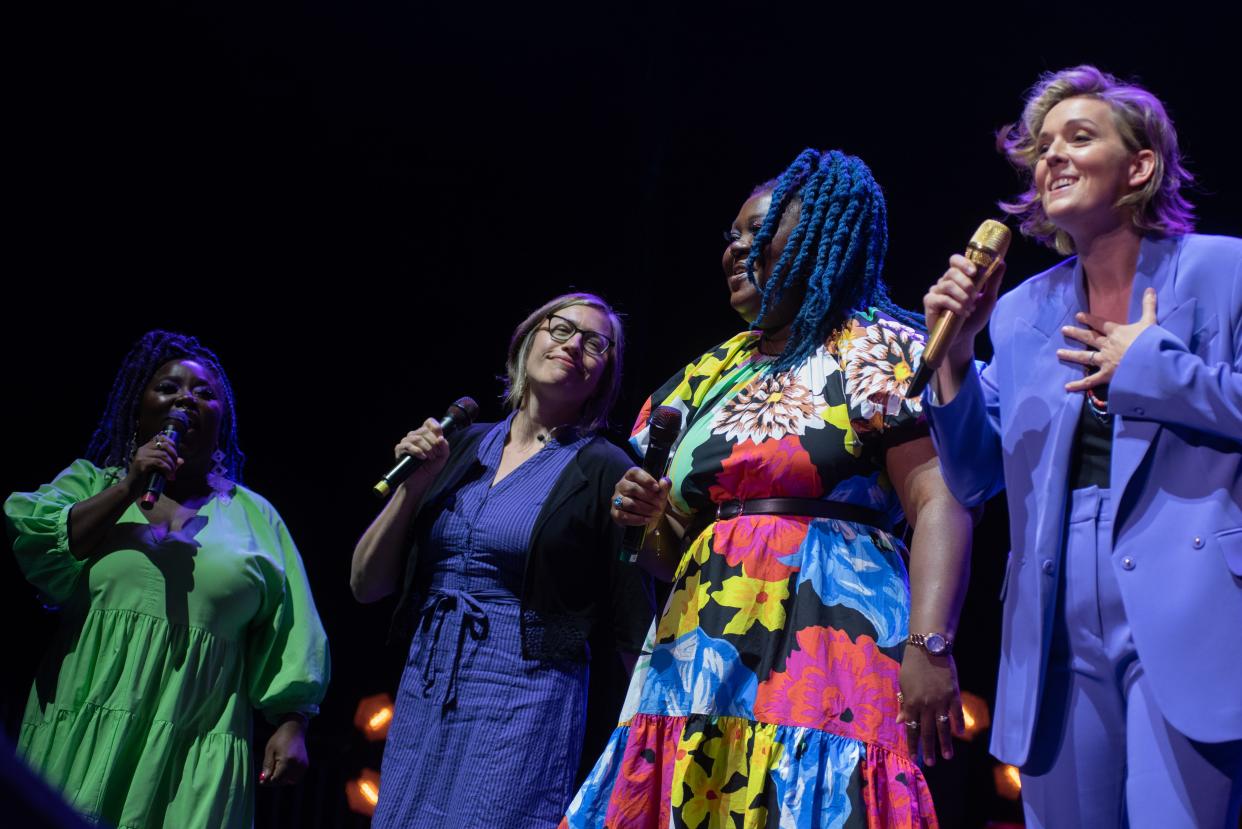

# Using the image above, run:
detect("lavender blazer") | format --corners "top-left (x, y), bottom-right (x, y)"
top-left (926, 233), bottom-right (1242, 765)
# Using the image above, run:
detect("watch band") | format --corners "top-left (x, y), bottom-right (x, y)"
top-left (909, 632), bottom-right (954, 656)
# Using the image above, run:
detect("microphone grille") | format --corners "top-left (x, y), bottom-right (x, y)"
top-left (451, 397), bottom-right (480, 421)
top-left (970, 220), bottom-right (1012, 258)
top-left (163, 410), bottom-right (191, 429)
top-left (648, 405), bottom-right (682, 445)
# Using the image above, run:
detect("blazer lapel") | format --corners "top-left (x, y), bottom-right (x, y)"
top-left (1017, 266), bottom-right (1082, 569)
top-left (1109, 237), bottom-right (1189, 529)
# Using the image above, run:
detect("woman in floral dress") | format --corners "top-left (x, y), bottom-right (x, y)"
top-left (564, 149), bottom-right (974, 828)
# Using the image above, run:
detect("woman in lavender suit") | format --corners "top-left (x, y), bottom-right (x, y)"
top-left (922, 65), bottom-right (1242, 827)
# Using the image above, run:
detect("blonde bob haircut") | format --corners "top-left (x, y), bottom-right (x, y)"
top-left (998, 65), bottom-right (1195, 255)
top-left (503, 292), bottom-right (624, 433)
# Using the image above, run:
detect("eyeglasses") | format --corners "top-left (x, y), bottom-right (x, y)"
top-left (543, 313), bottom-right (613, 356)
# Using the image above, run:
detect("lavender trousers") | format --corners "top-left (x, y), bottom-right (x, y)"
top-left (1019, 487), bottom-right (1242, 828)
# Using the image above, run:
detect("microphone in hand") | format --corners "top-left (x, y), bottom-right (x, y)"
top-left (139, 410), bottom-right (191, 511)
top-left (373, 397), bottom-right (479, 497)
top-left (620, 405), bottom-right (682, 563)
top-left (906, 220), bottom-right (1012, 399)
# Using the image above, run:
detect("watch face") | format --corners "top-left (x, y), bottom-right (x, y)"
top-left (925, 633), bottom-right (947, 655)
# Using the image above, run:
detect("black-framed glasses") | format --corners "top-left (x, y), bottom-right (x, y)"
top-left (544, 313), bottom-right (613, 356)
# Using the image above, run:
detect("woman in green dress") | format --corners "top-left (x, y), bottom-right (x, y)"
top-left (4, 330), bottom-right (330, 829)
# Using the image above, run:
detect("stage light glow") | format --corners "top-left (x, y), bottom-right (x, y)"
top-left (994, 763), bottom-right (1022, 800)
top-left (959, 690), bottom-right (990, 741)
top-left (354, 693), bottom-right (396, 741)
top-left (345, 769), bottom-right (382, 816)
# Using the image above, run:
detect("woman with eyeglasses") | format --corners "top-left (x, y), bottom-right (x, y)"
top-left (351, 292), bottom-right (656, 828)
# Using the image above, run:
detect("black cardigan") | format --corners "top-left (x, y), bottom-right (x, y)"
top-left (389, 422), bottom-right (655, 662)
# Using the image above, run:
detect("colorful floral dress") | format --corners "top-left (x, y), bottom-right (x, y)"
top-left (563, 309), bottom-right (938, 829)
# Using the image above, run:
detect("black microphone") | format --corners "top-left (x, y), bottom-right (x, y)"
top-left (373, 397), bottom-right (479, 497)
top-left (906, 220), bottom-right (1012, 399)
top-left (620, 405), bottom-right (682, 563)
top-left (139, 410), bottom-right (191, 511)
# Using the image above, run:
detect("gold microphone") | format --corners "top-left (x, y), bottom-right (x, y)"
top-left (905, 220), bottom-right (1012, 399)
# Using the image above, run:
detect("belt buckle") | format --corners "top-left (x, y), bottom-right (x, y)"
top-left (716, 500), bottom-right (743, 521)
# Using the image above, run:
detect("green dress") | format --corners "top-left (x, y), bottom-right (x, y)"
top-left (5, 460), bottom-right (330, 829)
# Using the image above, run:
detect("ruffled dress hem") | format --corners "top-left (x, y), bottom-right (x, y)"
top-left (565, 712), bottom-right (937, 829)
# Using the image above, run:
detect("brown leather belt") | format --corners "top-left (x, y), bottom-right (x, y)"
top-left (687, 497), bottom-right (893, 541)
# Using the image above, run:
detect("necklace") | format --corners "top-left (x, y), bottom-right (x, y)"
top-left (758, 331), bottom-right (789, 356)
top-left (516, 408), bottom-right (574, 448)
top-left (533, 424), bottom-right (575, 446)
top-left (1085, 381), bottom-right (1111, 422)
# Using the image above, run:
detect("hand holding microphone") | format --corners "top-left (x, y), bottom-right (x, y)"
top-left (906, 220), bottom-right (1012, 398)
top-left (394, 419), bottom-right (450, 480)
top-left (373, 397), bottom-right (478, 497)
top-left (611, 467), bottom-right (672, 527)
top-left (616, 406), bottom-right (682, 563)
top-left (137, 410), bottom-right (191, 510)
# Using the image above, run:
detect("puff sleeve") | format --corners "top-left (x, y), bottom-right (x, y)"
top-left (243, 499), bottom-right (331, 720)
top-left (4, 459), bottom-right (113, 604)
top-left (833, 311), bottom-right (932, 456)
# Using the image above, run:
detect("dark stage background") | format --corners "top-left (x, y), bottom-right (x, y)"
top-left (5, 2), bottom-right (1240, 827)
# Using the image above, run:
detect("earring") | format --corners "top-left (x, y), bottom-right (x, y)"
top-left (207, 448), bottom-right (233, 502)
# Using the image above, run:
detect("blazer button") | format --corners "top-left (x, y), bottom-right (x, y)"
top-left (1192, 536), bottom-right (1204, 549)
top-left (1121, 556), bottom-right (1136, 570)
top-left (1041, 559), bottom-right (1054, 575)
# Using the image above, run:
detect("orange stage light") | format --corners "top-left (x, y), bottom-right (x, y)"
top-left (345, 769), bottom-right (382, 816)
top-left (354, 693), bottom-right (396, 741)
top-left (993, 763), bottom-right (1022, 800)
top-left (959, 690), bottom-right (991, 741)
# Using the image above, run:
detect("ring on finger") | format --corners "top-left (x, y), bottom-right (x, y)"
top-left (612, 496), bottom-right (624, 508)
top-left (904, 720), bottom-right (919, 730)
top-left (936, 714), bottom-right (950, 723)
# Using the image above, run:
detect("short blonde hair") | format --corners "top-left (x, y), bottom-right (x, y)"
top-left (504, 292), bottom-right (624, 433)
top-left (998, 65), bottom-right (1195, 254)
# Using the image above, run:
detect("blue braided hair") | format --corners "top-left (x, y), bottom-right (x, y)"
top-left (86, 330), bottom-right (246, 483)
top-left (747, 149), bottom-right (924, 372)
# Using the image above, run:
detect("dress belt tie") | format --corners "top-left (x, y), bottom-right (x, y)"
top-left (417, 589), bottom-right (499, 708)
top-left (687, 497), bottom-right (893, 542)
